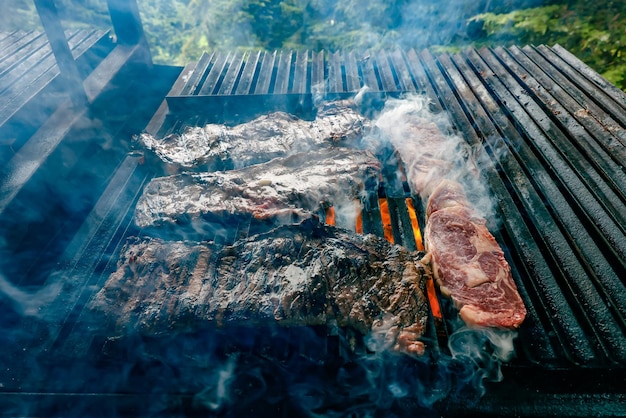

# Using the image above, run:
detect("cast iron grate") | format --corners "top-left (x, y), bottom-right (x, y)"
top-left (39, 44), bottom-right (626, 372)
top-left (153, 45), bottom-right (626, 370)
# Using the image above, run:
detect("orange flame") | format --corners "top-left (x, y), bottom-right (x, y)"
top-left (378, 198), bottom-right (394, 244)
top-left (405, 198), bottom-right (441, 318)
top-left (325, 206), bottom-right (335, 226)
top-left (405, 198), bottom-right (424, 251)
top-left (396, 153), bottom-right (443, 321)
top-left (426, 277), bottom-right (442, 319)
top-left (355, 200), bottom-right (363, 234)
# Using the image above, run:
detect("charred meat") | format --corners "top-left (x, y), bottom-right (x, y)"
top-left (91, 219), bottom-right (429, 355)
top-left (137, 100), bottom-right (370, 170)
top-left (424, 180), bottom-right (527, 329)
top-left (134, 148), bottom-right (381, 230)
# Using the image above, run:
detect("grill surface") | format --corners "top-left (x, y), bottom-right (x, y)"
top-left (2, 44), bottom-right (626, 416)
top-left (159, 46), bottom-right (626, 370)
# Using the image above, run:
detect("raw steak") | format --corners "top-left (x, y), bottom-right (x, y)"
top-left (423, 180), bottom-right (527, 328)
top-left (134, 148), bottom-right (381, 229)
top-left (137, 100), bottom-right (370, 170)
top-left (91, 219), bottom-right (429, 355)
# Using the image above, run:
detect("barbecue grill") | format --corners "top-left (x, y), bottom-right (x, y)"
top-left (1, 1), bottom-right (626, 416)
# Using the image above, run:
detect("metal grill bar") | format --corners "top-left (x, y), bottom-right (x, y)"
top-left (198, 51), bottom-right (230, 95)
top-left (552, 44), bottom-right (626, 111)
top-left (254, 50), bottom-right (276, 94)
top-left (179, 51), bottom-right (212, 96)
top-left (274, 50), bottom-right (292, 95)
top-left (290, 50), bottom-right (307, 94)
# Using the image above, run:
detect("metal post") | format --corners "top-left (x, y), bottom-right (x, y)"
top-left (33, 0), bottom-right (88, 108)
top-left (106, 0), bottom-right (152, 63)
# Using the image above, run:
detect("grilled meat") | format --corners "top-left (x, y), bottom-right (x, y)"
top-left (424, 180), bottom-right (527, 328)
top-left (91, 219), bottom-right (429, 355)
top-left (374, 97), bottom-right (526, 329)
top-left (137, 100), bottom-right (370, 170)
top-left (134, 148), bottom-right (381, 230)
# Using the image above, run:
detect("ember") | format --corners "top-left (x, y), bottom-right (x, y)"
top-left (405, 197), bottom-right (423, 251)
top-left (378, 197), bottom-right (395, 243)
top-left (355, 199), bottom-right (363, 233)
top-left (324, 205), bottom-right (335, 226)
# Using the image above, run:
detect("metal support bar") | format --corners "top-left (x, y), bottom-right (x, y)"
top-left (33, 0), bottom-right (88, 108)
top-left (106, 0), bottom-right (152, 66)
top-left (106, 0), bottom-right (144, 44)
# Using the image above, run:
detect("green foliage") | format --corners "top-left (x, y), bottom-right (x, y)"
top-left (3, 0), bottom-right (626, 89)
top-left (467, 2), bottom-right (626, 89)
top-left (469, 5), bottom-right (567, 39)
top-left (56, 0), bottom-right (111, 29)
top-left (242, 0), bottom-right (304, 49)
top-left (138, 0), bottom-right (197, 64)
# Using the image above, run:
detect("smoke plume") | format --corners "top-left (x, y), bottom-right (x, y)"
top-left (367, 93), bottom-right (496, 220)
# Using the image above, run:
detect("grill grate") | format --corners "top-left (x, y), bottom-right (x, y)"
top-left (438, 46), bottom-right (626, 368)
top-left (155, 45), bottom-right (626, 369)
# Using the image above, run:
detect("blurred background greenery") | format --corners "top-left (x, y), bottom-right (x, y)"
top-left (4, 0), bottom-right (626, 89)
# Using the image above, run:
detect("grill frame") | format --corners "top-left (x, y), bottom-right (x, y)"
top-left (2, 42), bottom-right (626, 416)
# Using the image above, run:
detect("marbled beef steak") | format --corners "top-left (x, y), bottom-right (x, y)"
top-left (424, 180), bottom-right (526, 328)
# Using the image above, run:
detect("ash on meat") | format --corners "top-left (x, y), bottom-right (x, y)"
top-left (136, 100), bottom-right (370, 171)
top-left (90, 219), bottom-right (429, 356)
top-left (134, 148), bottom-right (381, 233)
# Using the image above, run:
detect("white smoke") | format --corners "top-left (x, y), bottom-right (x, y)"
top-left (193, 354), bottom-right (238, 411)
top-left (448, 326), bottom-right (518, 391)
top-left (332, 198), bottom-right (361, 232)
top-left (368, 94), bottom-right (496, 221)
top-left (0, 274), bottom-right (62, 318)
